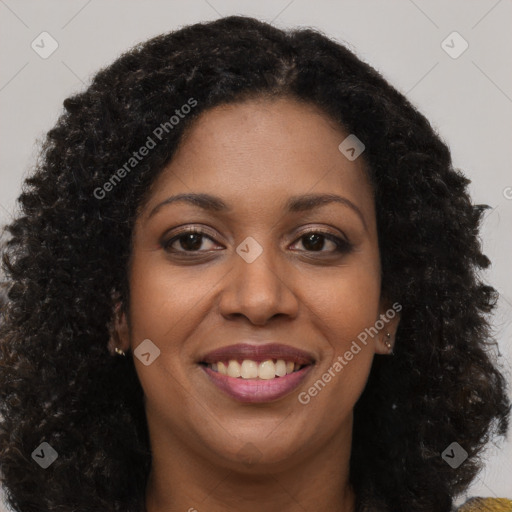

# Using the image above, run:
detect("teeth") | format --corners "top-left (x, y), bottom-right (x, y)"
top-left (258, 360), bottom-right (275, 380)
top-left (275, 359), bottom-right (287, 377)
top-left (241, 360), bottom-right (258, 379)
top-left (207, 359), bottom-right (303, 379)
top-left (227, 360), bottom-right (241, 378)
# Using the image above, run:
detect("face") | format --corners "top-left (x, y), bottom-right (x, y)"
top-left (115, 97), bottom-right (399, 473)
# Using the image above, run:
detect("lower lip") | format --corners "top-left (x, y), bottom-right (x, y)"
top-left (200, 365), bottom-right (313, 403)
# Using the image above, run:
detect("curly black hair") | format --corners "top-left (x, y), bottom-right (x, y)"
top-left (0, 15), bottom-right (509, 512)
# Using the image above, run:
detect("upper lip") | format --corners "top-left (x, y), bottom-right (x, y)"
top-left (199, 343), bottom-right (315, 365)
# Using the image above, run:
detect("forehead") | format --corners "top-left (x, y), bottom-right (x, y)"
top-left (142, 97), bottom-right (374, 224)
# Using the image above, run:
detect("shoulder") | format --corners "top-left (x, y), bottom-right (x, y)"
top-left (456, 498), bottom-right (512, 511)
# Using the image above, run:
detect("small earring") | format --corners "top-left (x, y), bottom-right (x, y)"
top-left (384, 332), bottom-right (392, 351)
top-left (114, 347), bottom-right (126, 356)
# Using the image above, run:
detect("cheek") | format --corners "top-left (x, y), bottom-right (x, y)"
top-left (125, 255), bottom-right (209, 416)
top-left (308, 257), bottom-right (382, 348)
top-left (126, 253), bottom-right (208, 343)
top-left (297, 259), bottom-right (381, 412)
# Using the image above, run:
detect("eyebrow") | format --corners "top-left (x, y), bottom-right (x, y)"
top-left (148, 192), bottom-right (367, 230)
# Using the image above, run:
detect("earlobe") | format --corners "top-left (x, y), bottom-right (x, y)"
top-left (384, 332), bottom-right (393, 352)
top-left (107, 301), bottom-right (131, 356)
top-left (375, 298), bottom-right (401, 355)
top-left (374, 330), bottom-right (395, 355)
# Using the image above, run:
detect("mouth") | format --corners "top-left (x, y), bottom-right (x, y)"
top-left (197, 343), bottom-right (315, 403)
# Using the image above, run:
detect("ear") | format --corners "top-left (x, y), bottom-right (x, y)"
top-left (374, 297), bottom-right (401, 355)
top-left (107, 300), bottom-right (131, 355)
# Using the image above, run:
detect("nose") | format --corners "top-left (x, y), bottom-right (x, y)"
top-left (218, 245), bottom-right (299, 326)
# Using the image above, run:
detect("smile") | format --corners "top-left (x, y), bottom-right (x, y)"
top-left (199, 361), bottom-right (313, 403)
top-left (205, 358), bottom-right (304, 379)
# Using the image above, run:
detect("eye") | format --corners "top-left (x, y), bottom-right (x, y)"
top-left (163, 228), bottom-right (220, 253)
top-left (290, 230), bottom-right (352, 254)
top-left (162, 227), bottom-right (352, 255)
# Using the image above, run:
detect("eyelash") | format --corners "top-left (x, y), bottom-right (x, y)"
top-left (162, 227), bottom-right (353, 255)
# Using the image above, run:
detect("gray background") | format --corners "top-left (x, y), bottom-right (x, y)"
top-left (1, 0), bottom-right (511, 508)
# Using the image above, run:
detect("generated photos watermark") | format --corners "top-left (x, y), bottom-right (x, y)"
top-left (93, 97), bottom-right (197, 200)
top-left (298, 302), bottom-right (402, 405)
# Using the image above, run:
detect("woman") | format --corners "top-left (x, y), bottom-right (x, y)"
top-left (0, 15), bottom-right (510, 512)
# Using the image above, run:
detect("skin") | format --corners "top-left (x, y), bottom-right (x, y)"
top-left (113, 97), bottom-right (400, 512)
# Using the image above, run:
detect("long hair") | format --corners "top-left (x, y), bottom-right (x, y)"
top-left (0, 16), bottom-right (509, 512)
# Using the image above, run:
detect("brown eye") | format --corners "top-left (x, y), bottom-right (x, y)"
top-left (301, 233), bottom-right (330, 251)
top-left (163, 229), bottom-right (218, 253)
top-left (292, 231), bottom-right (353, 254)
